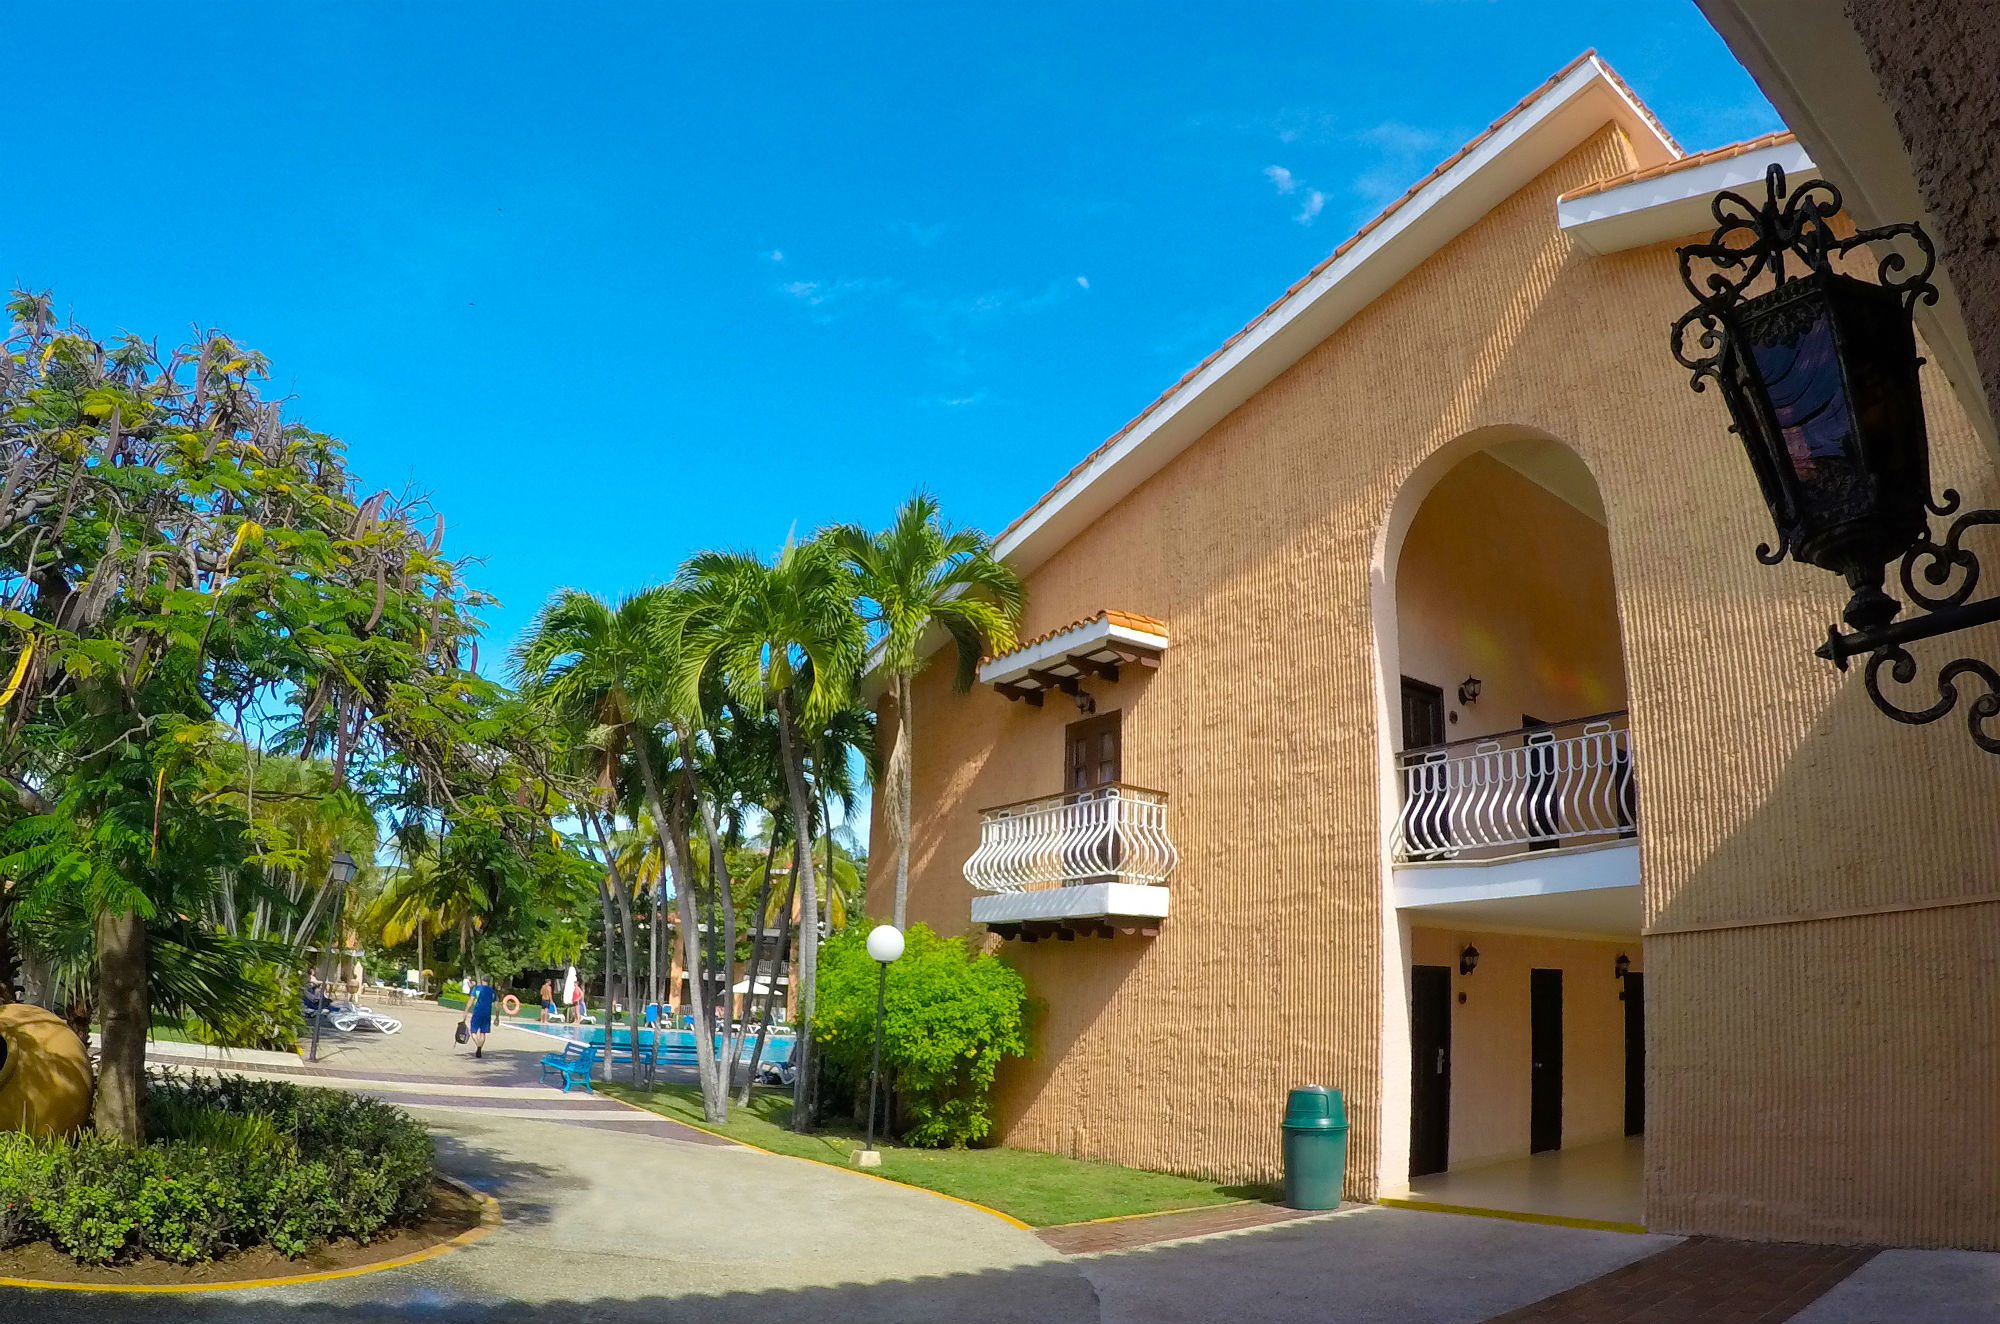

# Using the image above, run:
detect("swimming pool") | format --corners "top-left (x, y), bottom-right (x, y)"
top-left (513, 1022), bottom-right (794, 1065)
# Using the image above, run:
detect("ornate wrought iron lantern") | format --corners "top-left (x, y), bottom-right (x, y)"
top-left (1673, 165), bottom-right (2000, 754)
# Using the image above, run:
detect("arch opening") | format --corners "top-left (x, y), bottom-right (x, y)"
top-left (1370, 430), bottom-right (1645, 1228)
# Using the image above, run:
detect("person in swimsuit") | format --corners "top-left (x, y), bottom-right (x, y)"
top-left (539, 979), bottom-right (555, 1024)
top-left (466, 975), bottom-right (496, 1058)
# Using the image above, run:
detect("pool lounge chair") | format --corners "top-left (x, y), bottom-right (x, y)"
top-left (309, 999), bottom-right (402, 1034)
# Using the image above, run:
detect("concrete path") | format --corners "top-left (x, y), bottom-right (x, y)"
top-left (8, 1006), bottom-right (1997, 1321)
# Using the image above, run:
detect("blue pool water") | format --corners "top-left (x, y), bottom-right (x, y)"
top-left (523, 1023), bottom-right (794, 1065)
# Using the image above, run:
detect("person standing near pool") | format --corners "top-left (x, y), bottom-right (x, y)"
top-left (539, 978), bottom-right (555, 1024)
top-left (466, 974), bottom-right (496, 1058)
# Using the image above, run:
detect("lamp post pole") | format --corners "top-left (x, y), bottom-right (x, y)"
top-left (306, 849), bottom-right (359, 1064)
top-left (856, 924), bottom-right (904, 1167)
top-left (865, 959), bottom-right (887, 1152)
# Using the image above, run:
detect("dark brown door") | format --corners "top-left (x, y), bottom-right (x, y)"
top-left (1401, 679), bottom-right (1449, 855)
top-left (1410, 965), bottom-right (1451, 1178)
top-left (1530, 968), bottom-right (1563, 1154)
top-left (1523, 714), bottom-right (1559, 850)
top-left (1065, 711), bottom-right (1122, 790)
top-left (1623, 971), bottom-right (1645, 1137)
top-left (1400, 677), bottom-right (1445, 749)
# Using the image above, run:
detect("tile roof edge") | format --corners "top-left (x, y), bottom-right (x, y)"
top-left (1557, 129), bottom-right (1799, 202)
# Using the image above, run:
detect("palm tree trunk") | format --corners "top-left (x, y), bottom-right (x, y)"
top-left (93, 907), bottom-right (148, 1144)
top-left (740, 855), bottom-right (797, 1106)
top-left (891, 670), bottom-right (914, 928)
top-left (729, 834), bottom-right (779, 1096)
top-left (773, 690), bottom-right (822, 1132)
top-left (633, 734), bottom-right (728, 1122)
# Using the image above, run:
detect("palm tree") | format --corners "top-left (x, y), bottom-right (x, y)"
top-left (676, 538), bottom-right (865, 1129)
top-left (512, 587), bottom-right (732, 1115)
top-left (828, 493), bottom-right (1022, 926)
top-left (371, 853), bottom-right (491, 975)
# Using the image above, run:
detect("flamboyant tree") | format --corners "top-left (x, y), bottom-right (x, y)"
top-left (0, 292), bottom-right (557, 1141)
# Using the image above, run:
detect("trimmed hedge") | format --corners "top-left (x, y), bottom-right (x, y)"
top-left (0, 1073), bottom-right (435, 1265)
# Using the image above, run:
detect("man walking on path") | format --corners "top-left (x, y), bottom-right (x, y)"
top-left (466, 974), bottom-right (496, 1058)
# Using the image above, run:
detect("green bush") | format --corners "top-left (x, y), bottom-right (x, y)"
top-left (0, 1072), bottom-right (436, 1265)
top-left (813, 923), bottom-right (1031, 1147)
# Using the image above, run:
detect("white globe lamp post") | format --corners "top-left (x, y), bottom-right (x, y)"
top-left (857, 924), bottom-right (905, 1166)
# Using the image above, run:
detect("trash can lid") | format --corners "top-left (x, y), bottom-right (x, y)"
top-left (1283, 1085), bottom-right (1347, 1129)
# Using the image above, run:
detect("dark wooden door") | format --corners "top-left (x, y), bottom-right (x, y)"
top-left (1623, 971), bottom-right (1645, 1137)
top-left (1530, 968), bottom-right (1563, 1154)
top-left (1400, 678), bottom-right (1445, 749)
top-left (1065, 711), bottom-right (1122, 791)
top-left (1401, 680), bottom-right (1448, 854)
top-left (1523, 714), bottom-right (1559, 850)
top-left (1410, 965), bottom-right (1452, 1178)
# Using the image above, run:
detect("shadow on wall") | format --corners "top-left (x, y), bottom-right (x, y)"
top-left (1643, 614), bottom-right (2000, 1246)
top-left (991, 933), bottom-right (1149, 1146)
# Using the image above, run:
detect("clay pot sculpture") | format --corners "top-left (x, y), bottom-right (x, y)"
top-left (0, 1003), bottom-right (94, 1137)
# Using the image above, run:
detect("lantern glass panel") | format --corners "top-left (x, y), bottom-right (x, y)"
top-left (1737, 287), bottom-right (1871, 545)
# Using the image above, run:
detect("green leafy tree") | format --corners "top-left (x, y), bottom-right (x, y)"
top-left (0, 296), bottom-right (555, 1140)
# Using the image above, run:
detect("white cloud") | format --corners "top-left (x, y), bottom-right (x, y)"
top-left (1266, 165), bottom-right (1326, 225)
top-left (1356, 121), bottom-right (1444, 156)
top-left (935, 389), bottom-right (990, 408)
top-left (1075, 275), bottom-right (1090, 290)
top-left (767, 249), bottom-right (784, 263)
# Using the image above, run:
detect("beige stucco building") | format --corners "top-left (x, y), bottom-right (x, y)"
top-left (865, 52), bottom-right (2000, 1249)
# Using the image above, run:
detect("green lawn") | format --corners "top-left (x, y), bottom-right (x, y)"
top-left (598, 1081), bottom-right (1275, 1227)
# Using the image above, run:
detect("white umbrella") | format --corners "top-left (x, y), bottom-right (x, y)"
top-left (730, 976), bottom-right (780, 995)
top-left (562, 965), bottom-right (578, 1004)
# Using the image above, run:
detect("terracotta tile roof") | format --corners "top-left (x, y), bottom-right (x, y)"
top-left (987, 609), bottom-right (1169, 666)
top-left (997, 50), bottom-right (1668, 549)
top-left (1558, 129), bottom-right (1798, 203)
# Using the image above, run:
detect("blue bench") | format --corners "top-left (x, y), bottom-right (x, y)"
top-left (539, 1040), bottom-right (601, 1093)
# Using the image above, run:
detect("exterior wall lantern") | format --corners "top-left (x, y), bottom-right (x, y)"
top-left (1614, 952), bottom-right (1630, 981)
top-left (1457, 676), bottom-right (1482, 706)
top-left (1458, 944), bottom-right (1479, 977)
top-left (1672, 164), bottom-right (2000, 754)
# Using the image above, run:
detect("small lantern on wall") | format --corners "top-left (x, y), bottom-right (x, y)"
top-left (1459, 945), bottom-right (1480, 977)
top-left (1614, 952), bottom-right (1630, 981)
top-left (1457, 676), bottom-right (1482, 707)
top-left (1672, 164), bottom-right (2000, 754)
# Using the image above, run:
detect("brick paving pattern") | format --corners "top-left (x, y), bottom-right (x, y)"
top-left (1481, 1236), bottom-right (1879, 1324)
top-left (1038, 1201), bottom-right (1333, 1254)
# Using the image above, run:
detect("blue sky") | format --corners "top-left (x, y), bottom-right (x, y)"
top-left (8, 3), bottom-right (1780, 662)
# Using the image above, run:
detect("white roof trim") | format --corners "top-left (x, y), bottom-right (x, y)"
top-left (1558, 140), bottom-right (1815, 254)
top-left (988, 56), bottom-right (1679, 582)
top-left (979, 616), bottom-right (1169, 688)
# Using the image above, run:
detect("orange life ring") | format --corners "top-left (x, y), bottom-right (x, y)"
top-left (501, 994), bottom-right (521, 1016)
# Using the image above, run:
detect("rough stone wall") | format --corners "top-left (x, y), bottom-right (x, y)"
top-left (866, 119), bottom-right (2000, 1246)
top-left (1845, 0), bottom-right (2000, 441)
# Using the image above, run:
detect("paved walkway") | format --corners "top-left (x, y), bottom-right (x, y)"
top-left (7, 1007), bottom-right (1997, 1322)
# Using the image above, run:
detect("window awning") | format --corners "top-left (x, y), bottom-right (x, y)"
top-left (978, 610), bottom-right (1167, 705)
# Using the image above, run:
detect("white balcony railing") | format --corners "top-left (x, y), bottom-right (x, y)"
top-left (1392, 713), bottom-right (1637, 863)
top-left (964, 784), bottom-right (1178, 894)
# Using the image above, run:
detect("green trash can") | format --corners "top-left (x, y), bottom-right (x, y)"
top-left (1281, 1085), bottom-right (1348, 1210)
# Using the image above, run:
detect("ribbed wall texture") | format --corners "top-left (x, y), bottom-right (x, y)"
top-left (867, 120), bottom-right (2000, 1244)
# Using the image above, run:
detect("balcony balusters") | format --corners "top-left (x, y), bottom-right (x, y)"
top-left (964, 783), bottom-right (1178, 893)
top-left (1392, 713), bottom-right (1637, 862)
